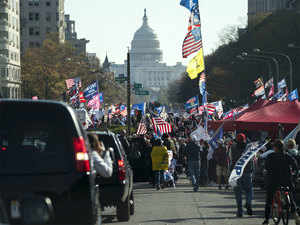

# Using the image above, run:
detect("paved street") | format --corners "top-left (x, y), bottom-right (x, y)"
top-left (102, 177), bottom-right (266, 225)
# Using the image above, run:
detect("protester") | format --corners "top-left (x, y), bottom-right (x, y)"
top-left (213, 139), bottom-right (229, 190)
top-left (286, 139), bottom-right (299, 157)
top-left (230, 133), bottom-right (254, 217)
top-left (151, 138), bottom-right (169, 190)
top-left (200, 140), bottom-right (209, 186)
top-left (185, 136), bottom-right (201, 192)
top-left (262, 139), bottom-right (300, 225)
top-left (88, 133), bottom-right (113, 178)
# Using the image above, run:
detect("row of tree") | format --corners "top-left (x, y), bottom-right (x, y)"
top-left (21, 33), bottom-right (126, 104)
top-left (167, 10), bottom-right (300, 110)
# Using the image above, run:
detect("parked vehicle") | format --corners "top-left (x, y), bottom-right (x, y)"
top-left (88, 130), bottom-right (134, 222)
top-left (0, 100), bottom-right (101, 225)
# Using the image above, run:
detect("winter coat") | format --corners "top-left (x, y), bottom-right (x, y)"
top-left (185, 141), bottom-right (201, 162)
top-left (213, 146), bottom-right (228, 168)
top-left (151, 145), bottom-right (169, 171)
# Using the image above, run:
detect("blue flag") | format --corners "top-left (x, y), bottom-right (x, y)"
top-left (288, 89), bottom-right (299, 101)
top-left (83, 81), bottom-right (98, 101)
top-left (278, 79), bottom-right (287, 90)
top-left (99, 92), bottom-right (104, 103)
top-left (132, 102), bottom-right (146, 115)
top-left (185, 96), bottom-right (199, 110)
top-left (180, 0), bottom-right (198, 12)
top-left (209, 123), bottom-right (224, 150)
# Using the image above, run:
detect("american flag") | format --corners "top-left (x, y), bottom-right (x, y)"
top-left (198, 104), bottom-right (216, 115)
top-left (152, 117), bottom-right (172, 135)
top-left (137, 122), bottom-right (147, 135)
top-left (65, 77), bottom-right (82, 89)
top-left (182, 31), bottom-right (202, 58)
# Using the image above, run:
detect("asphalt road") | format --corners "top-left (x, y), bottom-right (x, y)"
top-left (102, 177), bottom-right (267, 225)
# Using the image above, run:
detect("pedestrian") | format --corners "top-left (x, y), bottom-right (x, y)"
top-left (262, 139), bottom-right (300, 225)
top-left (88, 134), bottom-right (113, 178)
top-left (151, 138), bottom-right (169, 190)
top-left (213, 139), bottom-right (229, 190)
top-left (200, 140), bottom-right (209, 186)
top-left (230, 133), bottom-right (254, 217)
top-left (185, 136), bottom-right (201, 192)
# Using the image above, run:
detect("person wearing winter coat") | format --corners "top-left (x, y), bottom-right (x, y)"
top-left (88, 134), bottom-right (113, 178)
top-left (151, 138), bottom-right (169, 190)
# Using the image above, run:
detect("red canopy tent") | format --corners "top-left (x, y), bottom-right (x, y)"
top-left (209, 100), bottom-right (300, 136)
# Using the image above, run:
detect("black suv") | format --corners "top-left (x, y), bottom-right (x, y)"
top-left (0, 100), bottom-right (101, 225)
top-left (88, 130), bottom-right (134, 222)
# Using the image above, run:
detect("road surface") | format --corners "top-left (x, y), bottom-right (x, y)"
top-left (102, 177), bottom-right (267, 225)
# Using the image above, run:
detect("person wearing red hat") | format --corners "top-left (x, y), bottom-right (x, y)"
top-left (230, 133), bottom-right (254, 217)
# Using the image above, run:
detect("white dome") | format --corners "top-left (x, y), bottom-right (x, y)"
top-left (131, 9), bottom-right (162, 64)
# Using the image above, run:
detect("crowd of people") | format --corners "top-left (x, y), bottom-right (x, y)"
top-left (123, 112), bottom-right (300, 225)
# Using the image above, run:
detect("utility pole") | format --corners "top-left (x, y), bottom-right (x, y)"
top-left (126, 49), bottom-right (131, 135)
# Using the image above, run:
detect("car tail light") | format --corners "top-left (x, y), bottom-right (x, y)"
top-left (118, 159), bottom-right (126, 181)
top-left (1, 147), bottom-right (6, 151)
top-left (73, 137), bottom-right (90, 172)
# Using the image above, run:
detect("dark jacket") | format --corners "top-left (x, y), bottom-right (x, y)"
top-left (265, 152), bottom-right (298, 188)
top-left (230, 142), bottom-right (253, 174)
top-left (200, 145), bottom-right (208, 168)
top-left (185, 141), bottom-right (201, 162)
top-left (213, 146), bottom-right (228, 167)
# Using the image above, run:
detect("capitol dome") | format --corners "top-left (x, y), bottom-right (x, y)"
top-left (131, 9), bottom-right (163, 64)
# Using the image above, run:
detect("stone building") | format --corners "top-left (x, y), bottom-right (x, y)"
top-left (65, 14), bottom-right (89, 56)
top-left (87, 53), bottom-right (100, 72)
top-left (248, 0), bottom-right (298, 26)
top-left (110, 9), bottom-right (185, 101)
top-left (0, 0), bottom-right (22, 98)
top-left (20, 0), bottom-right (65, 54)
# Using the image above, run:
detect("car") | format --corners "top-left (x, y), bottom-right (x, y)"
top-left (0, 100), bottom-right (101, 225)
top-left (87, 130), bottom-right (134, 222)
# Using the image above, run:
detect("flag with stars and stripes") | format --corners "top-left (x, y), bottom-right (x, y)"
top-left (152, 117), bottom-right (172, 136)
top-left (137, 122), bottom-right (147, 135)
top-left (182, 31), bottom-right (202, 58)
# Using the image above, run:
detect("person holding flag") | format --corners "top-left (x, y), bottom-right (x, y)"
top-left (230, 133), bottom-right (254, 217)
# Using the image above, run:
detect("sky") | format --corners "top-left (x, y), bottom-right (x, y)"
top-left (65, 0), bottom-right (247, 66)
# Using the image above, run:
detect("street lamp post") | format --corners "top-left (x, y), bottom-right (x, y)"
top-left (236, 55), bottom-right (272, 80)
top-left (253, 49), bottom-right (293, 92)
top-left (242, 52), bottom-right (280, 92)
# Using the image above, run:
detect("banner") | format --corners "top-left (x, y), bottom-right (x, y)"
top-left (83, 81), bottom-right (98, 101)
top-left (228, 140), bottom-right (270, 187)
top-left (190, 125), bottom-right (210, 141)
top-left (283, 120), bottom-right (300, 143)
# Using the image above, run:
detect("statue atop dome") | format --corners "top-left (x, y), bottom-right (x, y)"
top-left (143, 8), bottom-right (148, 25)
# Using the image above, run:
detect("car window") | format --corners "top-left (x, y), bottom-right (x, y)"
top-left (0, 103), bottom-right (74, 175)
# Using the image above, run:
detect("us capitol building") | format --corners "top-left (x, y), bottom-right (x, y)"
top-left (110, 9), bottom-right (185, 101)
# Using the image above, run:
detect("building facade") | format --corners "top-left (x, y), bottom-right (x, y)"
top-left (248, 0), bottom-right (298, 21)
top-left (65, 14), bottom-right (89, 56)
top-left (87, 53), bottom-right (100, 72)
top-left (20, 0), bottom-right (65, 54)
top-left (0, 0), bottom-right (22, 98)
top-left (111, 9), bottom-right (185, 101)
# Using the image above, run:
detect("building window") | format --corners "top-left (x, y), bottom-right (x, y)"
top-left (35, 13), bottom-right (39, 21)
top-left (46, 1), bottom-right (51, 6)
top-left (29, 27), bottom-right (34, 35)
top-left (29, 42), bottom-right (35, 47)
top-left (29, 12), bottom-right (34, 20)
top-left (34, 0), bottom-right (39, 6)
top-left (46, 27), bottom-right (51, 33)
top-left (46, 12), bottom-right (51, 22)
top-left (35, 42), bottom-right (40, 47)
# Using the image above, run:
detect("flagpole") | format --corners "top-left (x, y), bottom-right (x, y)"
top-left (126, 48), bottom-right (131, 135)
top-left (196, 0), bottom-right (209, 132)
